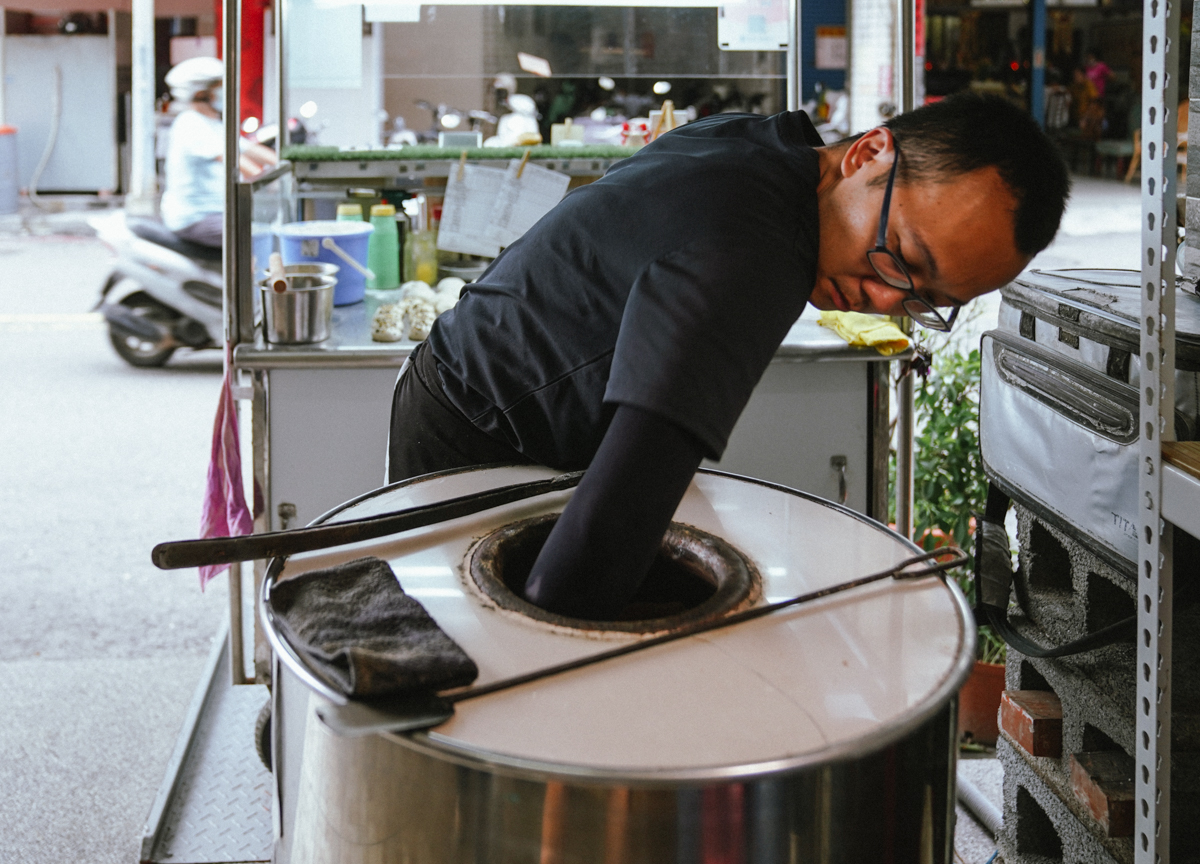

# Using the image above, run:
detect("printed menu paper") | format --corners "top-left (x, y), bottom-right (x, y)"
top-left (485, 160), bottom-right (572, 249)
top-left (436, 164), bottom-right (506, 258)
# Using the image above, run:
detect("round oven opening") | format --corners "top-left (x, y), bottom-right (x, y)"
top-left (468, 514), bottom-right (758, 633)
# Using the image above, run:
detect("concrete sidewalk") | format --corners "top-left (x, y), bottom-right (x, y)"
top-left (0, 227), bottom-right (228, 864)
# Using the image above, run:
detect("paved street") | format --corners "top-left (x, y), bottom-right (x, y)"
top-left (0, 222), bottom-right (228, 863)
top-left (0, 174), bottom-right (1145, 863)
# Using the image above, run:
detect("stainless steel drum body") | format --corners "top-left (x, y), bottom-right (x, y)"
top-left (263, 466), bottom-right (975, 864)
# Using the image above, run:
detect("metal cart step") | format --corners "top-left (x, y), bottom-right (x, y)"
top-left (140, 624), bottom-right (272, 864)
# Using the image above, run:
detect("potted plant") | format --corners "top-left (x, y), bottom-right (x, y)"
top-left (958, 628), bottom-right (1007, 748)
top-left (893, 333), bottom-right (1007, 748)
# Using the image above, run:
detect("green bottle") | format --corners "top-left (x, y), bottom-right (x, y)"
top-left (367, 203), bottom-right (400, 291)
top-left (336, 203), bottom-right (364, 221)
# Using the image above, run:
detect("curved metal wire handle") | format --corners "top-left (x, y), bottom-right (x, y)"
top-left (448, 545), bottom-right (968, 705)
top-left (313, 545), bottom-right (968, 735)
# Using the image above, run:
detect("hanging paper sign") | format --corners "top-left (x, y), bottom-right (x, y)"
top-left (437, 163), bottom-right (506, 258)
top-left (485, 159), bottom-right (571, 249)
top-left (815, 25), bottom-right (847, 70)
top-left (718, 0), bottom-right (789, 52)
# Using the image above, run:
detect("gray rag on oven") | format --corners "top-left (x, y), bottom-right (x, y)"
top-left (269, 556), bottom-right (478, 698)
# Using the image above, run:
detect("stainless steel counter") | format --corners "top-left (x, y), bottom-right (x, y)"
top-left (232, 299), bottom-right (903, 371)
top-left (239, 300), bottom-right (903, 535)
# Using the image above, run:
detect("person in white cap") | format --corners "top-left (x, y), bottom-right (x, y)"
top-left (159, 56), bottom-right (276, 247)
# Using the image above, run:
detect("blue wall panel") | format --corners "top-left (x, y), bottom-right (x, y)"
top-left (801, 0), bottom-right (847, 102)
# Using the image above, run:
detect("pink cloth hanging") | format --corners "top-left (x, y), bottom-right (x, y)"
top-left (198, 354), bottom-right (253, 589)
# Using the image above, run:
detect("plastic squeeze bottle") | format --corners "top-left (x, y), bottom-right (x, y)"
top-left (367, 204), bottom-right (400, 291)
top-left (336, 203), bottom-right (364, 221)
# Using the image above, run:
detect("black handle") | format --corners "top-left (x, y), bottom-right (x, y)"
top-left (152, 471), bottom-right (584, 570)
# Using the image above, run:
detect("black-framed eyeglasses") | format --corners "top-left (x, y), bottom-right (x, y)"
top-left (866, 155), bottom-right (960, 333)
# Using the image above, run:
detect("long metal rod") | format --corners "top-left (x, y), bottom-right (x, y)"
top-left (252, 370), bottom-right (272, 684)
top-left (275, 0), bottom-right (286, 151)
top-left (235, 182), bottom-right (256, 345)
top-left (221, 0), bottom-right (245, 689)
top-left (128, 0), bottom-right (156, 213)
top-left (868, 362), bottom-right (891, 524)
top-left (1137, 0), bottom-right (1178, 857)
top-left (152, 471), bottom-right (585, 570)
top-left (448, 548), bottom-right (968, 706)
top-left (223, 0), bottom-right (240, 349)
top-left (227, 562), bottom-right (247, 685)
top-left (895, 352), bottom-right (915, 540)
top-left (893, 0), bottom-right (916, 540)
top-left (897, 0), bottom-right (915, 114)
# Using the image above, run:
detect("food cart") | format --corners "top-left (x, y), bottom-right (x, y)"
top-left (139, 2), bottom-right (916, 861)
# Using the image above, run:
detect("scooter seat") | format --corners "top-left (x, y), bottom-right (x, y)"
top-left (128, 218), bottom-right (224, 263)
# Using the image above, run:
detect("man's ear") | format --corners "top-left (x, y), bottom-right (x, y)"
top-left (839, 127), bottom-right (894, 181)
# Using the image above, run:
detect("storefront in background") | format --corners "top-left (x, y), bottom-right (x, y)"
top-left (924, 0), bottom-right (1186, 156)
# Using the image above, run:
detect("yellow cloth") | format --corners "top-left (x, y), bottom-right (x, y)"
top-left (817, 311), bottom-right (911, 356)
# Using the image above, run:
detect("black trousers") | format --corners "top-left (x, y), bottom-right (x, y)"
top-left (387, 343), bottom-right (532, 484)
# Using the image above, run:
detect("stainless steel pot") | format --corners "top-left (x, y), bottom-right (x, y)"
top-left (263, 466), bottom-right (975, 864)
top-left (259, 277), bottom-right (335, 344)
top-left (266, 262), bottom-right (340, 282)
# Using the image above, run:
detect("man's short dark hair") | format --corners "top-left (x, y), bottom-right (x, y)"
top-left (881, 92), bottom-right (1070, 256)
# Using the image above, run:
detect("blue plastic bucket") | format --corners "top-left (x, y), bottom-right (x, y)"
top-left (277, 221), bottom-right (374, 306)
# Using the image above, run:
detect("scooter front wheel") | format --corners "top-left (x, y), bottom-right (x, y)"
top-left (107, 294), bottom-right (177, 368)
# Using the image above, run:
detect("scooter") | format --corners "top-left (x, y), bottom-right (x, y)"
top-left (91, 210), bottom-right (224, 368)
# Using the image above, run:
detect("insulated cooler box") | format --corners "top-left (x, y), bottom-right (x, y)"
top-left (980, 269), bottom-right (1200, 572)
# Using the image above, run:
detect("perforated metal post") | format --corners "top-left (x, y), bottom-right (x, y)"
top-left (893, 0), bottom-right (916, 541)
top-left (1137, 0), bottom-right (1178, 859)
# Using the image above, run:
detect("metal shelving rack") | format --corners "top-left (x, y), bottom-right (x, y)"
top-left (1139, 0), bottom-right (1184, 858)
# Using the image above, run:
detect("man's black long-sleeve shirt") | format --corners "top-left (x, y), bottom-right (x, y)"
top-left (427, 111), bottom-right (824, 469)
top-left (422, 111), bottom-right (824, 615)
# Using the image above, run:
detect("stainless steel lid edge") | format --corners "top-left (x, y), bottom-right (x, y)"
top-left (260, 466), bottom-right (977, 787)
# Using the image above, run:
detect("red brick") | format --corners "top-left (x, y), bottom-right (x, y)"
top-left (999, 690), bottom-right (1063, 757)
top-left (1070, 751), bottom-right (1135, 838)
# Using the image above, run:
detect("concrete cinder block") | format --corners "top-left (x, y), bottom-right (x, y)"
top-left (1001, 690), bottom-right (1063, 758)
top-left (997, 737), bottom-right (1131, 864)
top-left (1003, 632), bottom-right (1200, 861)
top-left (1001, 507), bottom-right (1200, 862)
top-left (1011, 508), bottom-right (1137, 705)
top-left (1006, 648), bottom-right (1134, 765)
top-left (1069, 751), bottom-right (1135, 838)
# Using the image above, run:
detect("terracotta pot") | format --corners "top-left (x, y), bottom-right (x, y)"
top-left (957, 661), bottom-right (1006, 746)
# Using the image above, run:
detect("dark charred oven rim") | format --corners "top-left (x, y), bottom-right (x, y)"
top-left (468, 513), bottom-right (759, 633)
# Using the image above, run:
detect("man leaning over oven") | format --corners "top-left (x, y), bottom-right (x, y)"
top-left (386, 92), bottom-right (1070, 619)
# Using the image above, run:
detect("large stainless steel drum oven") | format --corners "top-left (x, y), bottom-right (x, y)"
top-left (262, 466), bottom-right (975, 864)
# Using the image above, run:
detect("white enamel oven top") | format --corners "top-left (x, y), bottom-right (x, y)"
top-left (273, 466), bottom-right (974, 783)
